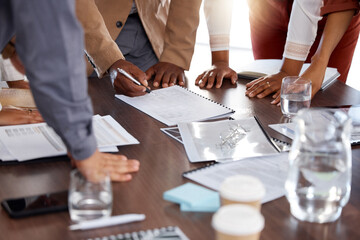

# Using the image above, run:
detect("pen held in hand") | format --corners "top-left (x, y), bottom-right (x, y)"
top-left (117, 68), bottom-right (151, 93)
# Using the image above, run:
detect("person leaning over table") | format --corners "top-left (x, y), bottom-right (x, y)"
top-left (0, 39), bottom-right (43, 125)
top-left (196, 0), bottom-right (360, 99)
top-left (76, 0), bottom-right (202, 97)
top-left (0, 0), bottom-right (139, 181)
top-left (245, 0), bottom-right (360, 104)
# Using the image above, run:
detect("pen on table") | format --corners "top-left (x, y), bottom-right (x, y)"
top-left (69, 213), bottom-right (146, 231)
top-left (117, 68), bottom-right (151, 93)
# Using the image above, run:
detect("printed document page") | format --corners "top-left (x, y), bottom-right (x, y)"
top-left (178, 118), bottom-right (278, 163)
top-left (0, 115), bottom-right (139, 161)
top-left (184, 153), bottom-right (289, 203)
top-left (115, 86), bottom-right (234, 126)
top-left (269, 105), bottom-right (360, 145)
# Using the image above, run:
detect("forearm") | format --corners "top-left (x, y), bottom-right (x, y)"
top-left (12, 0), bottom-right (97, 160)
top-left (313, 9), bottom-right (355, 63)
top-left (280, 58), bottom-right (304, 76)
top-left (211, 51), bottom-right (229, 65)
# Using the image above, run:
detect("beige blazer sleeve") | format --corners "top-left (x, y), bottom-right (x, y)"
top-left (160, 0), bottom-right (202, 70)
top-left (76, 0), bottom-right (124, 77)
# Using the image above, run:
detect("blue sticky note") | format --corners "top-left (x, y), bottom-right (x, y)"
top-left (180, 197), bottom-right (220, 212)
top-left (163, 183), bottom-right (219, 208)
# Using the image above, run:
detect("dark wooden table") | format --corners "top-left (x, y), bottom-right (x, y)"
top-left (1, 76), bottom-right (359, 240)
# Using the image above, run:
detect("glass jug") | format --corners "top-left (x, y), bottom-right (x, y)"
top-left (285, 108), bottom-right (352, 223)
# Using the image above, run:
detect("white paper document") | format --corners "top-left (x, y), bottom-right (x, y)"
top-left (115, 85), bottom-right (234, 126)
top-left (183, 153), bottom-right (289, 203)
top-left (0, 115), bottom-right (139, 161)
top-left (178, 118), bottom-right (279, 163)
top-left (269, 105), bottom-right (360, 145)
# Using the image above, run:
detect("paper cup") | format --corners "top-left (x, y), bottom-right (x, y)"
top-left (212, 204), bottom-right (264, 240)
top-left (219, 175), bottom-right (265, 210)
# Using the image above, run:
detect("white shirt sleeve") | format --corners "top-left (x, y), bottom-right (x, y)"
top-left (283, 0), bottom-right (323, 61)
top-left (0, 55), bottom-right (25, 82)
top-left (204, 0), bottom-right (233, 51)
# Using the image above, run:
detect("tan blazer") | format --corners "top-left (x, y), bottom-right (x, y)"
top-left (76, 0), bottom-right (202, 77)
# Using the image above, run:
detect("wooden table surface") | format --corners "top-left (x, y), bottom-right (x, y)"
top-left (1, 76), bottom-right (359, 240)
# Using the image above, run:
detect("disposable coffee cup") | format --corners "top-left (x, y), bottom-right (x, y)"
top-left (219, 175), bottom-right (265, 210)
top-left (212, 204), bottom-right (264, 240)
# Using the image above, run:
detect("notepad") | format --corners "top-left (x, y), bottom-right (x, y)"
top-left (115, 85), bottom-right (234, 126)
top-left (163, 183), bottom-right (220, 212)
top-left (237, 59), bottom-right (340, 90)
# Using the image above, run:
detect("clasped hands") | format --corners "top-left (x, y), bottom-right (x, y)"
top-left (109, 59), bottom-right (185, 97)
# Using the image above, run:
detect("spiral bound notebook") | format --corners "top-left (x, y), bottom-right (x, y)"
top-left (115, 85), bottom-right (235, 126)
top-left (87, 226), bottom-right (189, 240)
top-left (183, 153), bottom-right (289, 203)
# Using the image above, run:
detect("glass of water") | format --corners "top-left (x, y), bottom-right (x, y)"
top-left (280, 76), bottom-right (311, 117)
top-left (68, 169), bottom-right (112, 222)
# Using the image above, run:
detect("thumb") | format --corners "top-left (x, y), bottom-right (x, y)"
top-left (230, 72), bottom-right (238, 84)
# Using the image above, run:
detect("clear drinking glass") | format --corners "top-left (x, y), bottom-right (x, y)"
top-left (280, 76), bottom-right (311, 117)
top-left (285, 108), bottom-right (352, 223)
top-left (68, 169), bottom-right (112, 222)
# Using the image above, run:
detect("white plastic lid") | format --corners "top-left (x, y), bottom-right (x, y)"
top-left (219, 175), bottom-right (265, 202)
top-left (212, 204), bottom-right (265, 236)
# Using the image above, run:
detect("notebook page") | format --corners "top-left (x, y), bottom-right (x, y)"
top-left (115, 86), bottom-right (234, 126)
top-left (183, 153), bottom-right (289, 203)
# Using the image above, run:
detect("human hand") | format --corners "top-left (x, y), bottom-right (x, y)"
top-left (301, 58), bottom-right (327, 98)
top-left (0, 108), bottom-right (43, 125)
top-left (245, 71), bottom-right (288, 105)
top-left (195, 62), bottom-right (237, 89)
top-left (109, 59), bottom-right (149, 97)
top-left (71, 150), bottom-right (140, 182)
top-left (145, 62), bottom-right (185, 88)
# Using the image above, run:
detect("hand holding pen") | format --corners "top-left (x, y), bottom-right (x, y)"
top-left (109, 59), bottom-right (151, 97)
top-left (117, 68), bottom-right (151, 93)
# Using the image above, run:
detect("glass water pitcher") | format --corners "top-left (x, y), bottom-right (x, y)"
top-left (285, 108), bottom-right (352, 223)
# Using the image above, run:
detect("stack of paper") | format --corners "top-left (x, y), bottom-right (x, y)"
top-left (0, 115), bottom-right (139, 162)
top-left (163, 183), bottom-right (220, 212)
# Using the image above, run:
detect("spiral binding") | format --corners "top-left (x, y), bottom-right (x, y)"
top-left (182, 161), bottom-right (219, 177)
top-left (271, 137), bottom-right (291, 152)
top-left (87, 226), bottom-right (189, 240)
top-left (175, 85), bottom-right (235, 113)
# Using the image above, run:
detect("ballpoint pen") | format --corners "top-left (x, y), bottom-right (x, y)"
top-left (69, 213), bottom-right (146, 230)
top-left (117, 68), bottom-right (152, 93)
